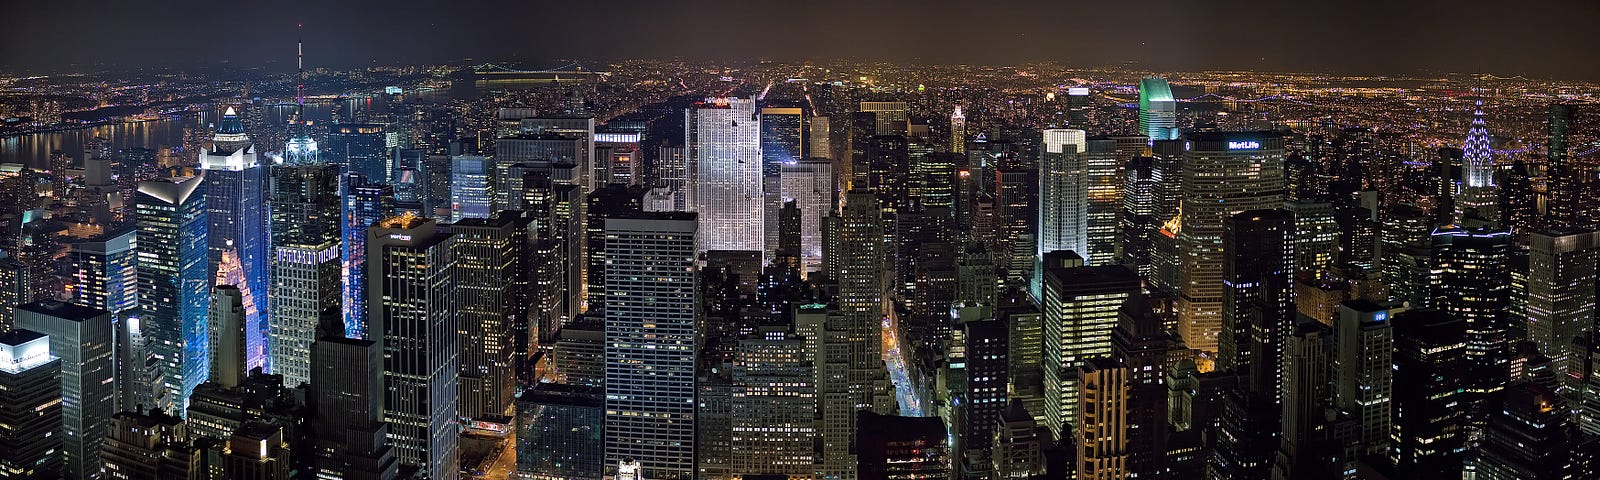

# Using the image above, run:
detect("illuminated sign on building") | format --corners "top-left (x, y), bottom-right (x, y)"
top-left (1227, 140), bottom-right (1261, 150)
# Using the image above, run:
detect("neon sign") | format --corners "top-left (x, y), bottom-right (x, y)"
top-left (1227, 141), bottom-right (1260, 150)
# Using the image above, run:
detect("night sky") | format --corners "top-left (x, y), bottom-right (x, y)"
top-left (5, 0), bottom-right (1600, 80)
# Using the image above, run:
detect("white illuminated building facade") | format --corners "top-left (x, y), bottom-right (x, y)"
top-left (688, 97), bottom-right (763, 254)
top-left (780, 158), bottom-right (835, 276)
top-left (1039, 129), bottom-right (1088, 258)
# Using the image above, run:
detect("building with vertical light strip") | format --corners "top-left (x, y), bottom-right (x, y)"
top-left (269, 158), bottom-right (341, 389)
top-left (201, 106), bottom-right (270, 373)
top-left (369, 214), bottom-right (460, 479)
top-left (451, 155), bottom-right (495, 222)
top-left (1175, 132), bottom-right (1286, 363)
top-left (761, 105), bottom-right (805, 259)
top-left (688, 97), bottom-right (762, 254)
top-left (603, 212), bottom-right (698, 480)
top-left (1076, 358), bottom-right (1130, 480)
top-left (342, 174), bottom-right (394, 339)
top-left (0, 329), bottom-right (62, 480)
top-left (135, 175), bottom-right (209, 413)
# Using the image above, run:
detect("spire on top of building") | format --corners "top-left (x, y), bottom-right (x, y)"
top-left (284, 23), bottom-right (319, 165)
top-left (1462, 100), bottom-right (1495, 189)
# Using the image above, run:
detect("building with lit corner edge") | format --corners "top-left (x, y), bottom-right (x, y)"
top-left (341, 173), bottom-right (394, 339)
top-left (1138, 77), bottom-right (1178, 141)
top-left (135, 174), bottom-right (209, 413)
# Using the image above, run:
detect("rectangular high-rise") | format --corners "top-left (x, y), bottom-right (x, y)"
top-left (761, 105), bottom-right (806, 259)
top-left (445, 215), bottom-right (520, 420)
top-left (1526, 229), bottom-right (1600, 392)
top-left (1333, 300), bottom-right (1400, 457)
top-left (1038, 129), bottom-right (1088, 261)
top-left (16, 301), bottom-right (111, 480)
top-left (368, 214), bottom-right (460, 480)
top-left (450, 155), bottom-right (495, 222)
top-left (780, 159), bottom-right (835, 275)
top-left (135, 175), bottom-right (209, 413)
top-left (200, 124), bottom-right (270, 373)
top-left (730, 326), bottom-right (816, 476)
top-left (310, 332), bottom-right (400, 480)
top-left (327, 123), bottom-right (389, 184)
top-left (269, 161), bottom-right (342, 388)
top-left (603, 213), bottom-right (698, 480)
top-left (342, 174), bottom-right (395, 338)
top-left (688, 97), bottom-right (762, 254)
top-left (1175, 132), bottom-right (1287, 362)
top-left (0, 330), bottom-right (62, 480)
top-left (1040, 251), bottom-right (1139, 441)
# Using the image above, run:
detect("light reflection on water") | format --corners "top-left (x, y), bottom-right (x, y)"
top-left (0, 103), bottom-right (337, 168)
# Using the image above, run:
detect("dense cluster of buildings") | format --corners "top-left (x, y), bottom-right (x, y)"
top-left (4, 42), bottom-right (1600, 480)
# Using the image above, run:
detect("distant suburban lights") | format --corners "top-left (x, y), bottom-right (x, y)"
top-left (1227, 141), bottom-right (1261, 150)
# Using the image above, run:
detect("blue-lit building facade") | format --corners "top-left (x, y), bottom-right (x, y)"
top-left (342, 173), bottom-right (395, 339)
top-left (134, 175), bottom-right (209, 413)
top-left (200, 107), bottom-right (270, 372)
top-left (327, 123), bottom-right (389, 185)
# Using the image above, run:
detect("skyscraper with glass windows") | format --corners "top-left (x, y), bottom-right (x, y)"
top-left (200, 107), bottom-right (270, 372)
top-left (135, 175), bottom-right (209, 413)
top-left (688, 97), bottom-right (762, 254)
top-left (269, 158), bottom-right (341, 388)
top-left (1138, 77), bottom-right (1178, 141)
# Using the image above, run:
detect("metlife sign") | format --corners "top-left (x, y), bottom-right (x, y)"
top-left (1227, 140), bottom-right (1261, 150)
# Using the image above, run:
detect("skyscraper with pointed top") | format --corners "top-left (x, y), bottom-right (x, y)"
top-left (201, 106), bottom-right (269, 373)
top-left (1458, 101), bottom-right (1497, 220)
top-left (950, 105), bottom-right (966, 154)
top-left (284, 27), bottom-right (318, 165)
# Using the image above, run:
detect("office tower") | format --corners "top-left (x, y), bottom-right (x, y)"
top-left (327, 124), bottom-right (388, 182)
top-left (1499, 160), bottom-right (1537, 234)
top-left (1390, 309), bottom-right (1469, 475)
top-left (1457, 102), bottom-right (1498, 219)
top-left (1466, 382), bottom-right (1576, 480)
top-left (310, 331), bottom-right (399, 480)
top-left (950, 106), bottom-right (966, 154)
top-left (1333, 300), bottom-right (1400, 457)
top-left (368, 215), bottom-right (459, 479)
top-left (1218, 209), bottom-right (1294, 388)
top-left (135, 175), bottom-right (209, 413)
top-left (1148, 140), bottom-right (1187, 295)
top-left (729, 326), bottom-right (816, 476)
top-left (1282, 200), bottom-right (1337, 280)
top-left (14, 301), bottom-right (113, 480)
top-left (200, 107), bottom-right (270, 373)
top-left (602, 213), bottom-right (698, 480)
top-left (780, 159), bottom-right (834, 275)
top-left (552, 320), bottom-right (604, 387)
top-left (992, 399), bottom-right (1044, 479)
top-left (856, 412), bottom-right (950, 480)
top-left (342, 174), bottom-right (395, 338)
top-left (0, 256), bottom-right (31, 330)
top-left (1111, 295), bottom-right (1178, 478)
top-left (1083, 137), bottom-right (1123, 266)
top-left (516, 384), bottom-right (604, 479)
top-left (1175, 132), bottom-right (1287, 363)
top-left (498, 116), bottom-right (596, 190)
top-left (450, 155), bottom-right (495, 222)
top-left (0, 331), bottom-right (60, 480)
top-left (269, 160), bottom-right (341, 389)
top-left (1067, 87), bottom-right (1092, 127)
top-left (1138, 77), bottom-right (1178, 141)
top-left (1272, 320), bottom-right (1331, 480)
top-left (102, 409), bottom-right (201, 479)
top-left (1120, 156), bottom-right (1159, 276)
top-left (1546, 104), bottom-right (1597, 229)
top-left (70, 229), bottom-right (138, 316)
top-left (822, 192), bottom-right (890, 473)
top-left (687, 97), bottom-right (762, 254)
top-left (1377, 205), bottom-right (1432, 308)
top-left (1335, 207), bottom-right (1377, 268)
top-left (219, 422), bottom-right (290, 480)
top-left (697, 369), bottom-right (733, 480)
top-left (1040, 251), bottom-right (1139, 440)
top-left (1527, 229), bottom-right (1600, 393)
top-left (1038, 129), bottom-right (1088, 261)
top-left (1076, 358), bottom-right (1130, 480)
top-left (207, 285), bottom-right (248, 388)
top-left (446, 215), bottom-right (520, 420)
top-left (777, 200), bottom-right (803, 268)
top-left (761, 105), bottom-right (805, 258)
top-left (959, 319), bottom-right (1010, 469)
top-left (584, 184), bottom-right (646, 313)
top-left (993, 151), bottom-right (1035, 281)
top-left (655, 145), bottom-right (690, 211)
top-left (859, 101), bottom-right (909, 135)
top-left (1431, 226), bottom-right (1512, 428)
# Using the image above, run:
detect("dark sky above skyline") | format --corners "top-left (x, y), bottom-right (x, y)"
top-left (6, 0), bottom-right (1600, 81)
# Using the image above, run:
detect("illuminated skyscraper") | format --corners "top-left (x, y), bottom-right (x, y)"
top-left (368, 214), bottom-right (459, 479)
top-left (1219, 209), bottom-right (1294, 385)
top-left (450, 155), bottom-right (495, 222)
top-left (1457, 101), bottom-right (1497, 220)
top-left (780, 159), bottom-right (834, 275)
top-left (1038, 129), bottom-right (1088, 262)
top-left (269, 160), bottom-right (341, 389)
top-left (1175, 132), bottom-right (1287, 362)
top-left (70, 228), bottom-right (137, 317)
top-left (688, 97), bottom-right (763, 254)
top-left (1066, 87), bottom-right (1091, 127)
top-left (1466, 383), bottom-right (1577, 480)
top-left (1432, 226), bottom-right (1512, 429)
top-left (1083, 137), bottom-right (1124, 266)
top-left (1138, 77), bottom-right (1178, 141)
top-left (1041, 251), bottom-right (1139, 441)
top-left (1120, 156), bottom-right (1159, 277)
top-left (603, 213), bottom-right (698, 480)
top-left (0, 329), bottom-right (62, 480)
top-left (1378, 205), bottom-right (1433, 308)
top-left (1390, 309), bottom-right (1469, 475)
top-left (135, 175), bottom-right (209, 413)
top-left (201, 106), bottom-right (270, 373)
top-left (1076, 358), bottom-right (1131, 480)
top-left (15, 300), bottom-right (113, 480)
top-left (445, 215), bottom-right (520, 420)
top-left (1526, 229), bottom-right (1600, 394)
top-left (1283, 200), bottom-right (1337, 280)
top-left (859, 101), bottom-right (909, 135)
top-left (730, 326), bottom-right (816, 476)
top-left (1333, 300), bottom-right (1401, 457)
top-left (326, 123), bottom-right (389, 183)
top-left (342, 174), bottom-right (395, 338)
top-left (761, 105), bottom-right (806, 259)
top-left (950, 106), bottom-right (966, 154)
